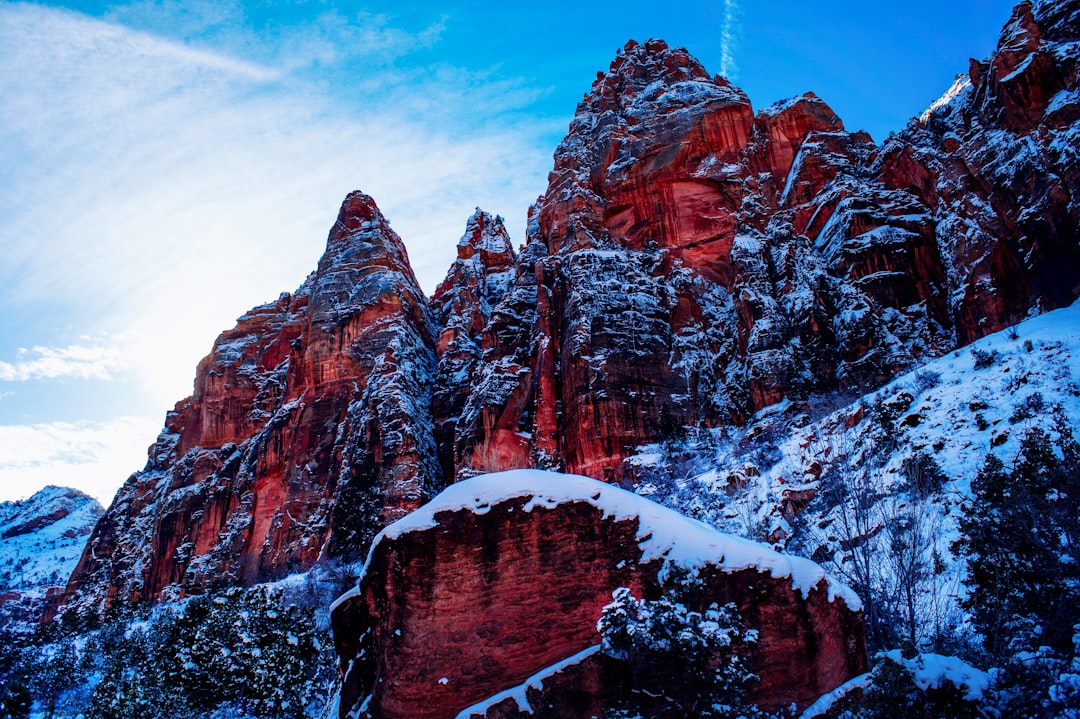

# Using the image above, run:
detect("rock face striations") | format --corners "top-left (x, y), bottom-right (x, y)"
top-left (330, 470), bottom-right (867, 719)
top-left (446, 0), bottom-right (1080, 483)
top-left (64, 192), bottom-right (441, 611)
top-left (63, 0), bottom-right (1080, 611)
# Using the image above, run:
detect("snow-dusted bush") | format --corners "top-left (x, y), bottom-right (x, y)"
top-left (838, 651), bottom-right (990, 719)
top-left (971, 348), bottom-right (1001, 370)
top-left (597, 581), bottom-right (766, 718)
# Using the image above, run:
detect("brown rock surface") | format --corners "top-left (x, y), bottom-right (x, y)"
top-left (331, 470), bottom-right (867, 719)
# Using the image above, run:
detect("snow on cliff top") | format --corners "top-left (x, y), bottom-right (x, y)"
top-left (334, 469), bottom-right (860, 611)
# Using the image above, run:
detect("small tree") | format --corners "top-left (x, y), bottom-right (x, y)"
top-left (881, 498), bottom-right (933, 654)
top-left (955, 424), bottom-right (1080, 659)
top-left (597, 585), bottom-right (765, 718)
top-left (899, 451), bottom-right (947, 497)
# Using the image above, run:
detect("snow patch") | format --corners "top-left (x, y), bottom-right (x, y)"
top-left (920, 74), bottom-right (972, 123)
top-left (453, 645), bottom-right (601, 719)
top-left (883, 650), bottom-right (990, 701)
top-left (798, 672), bottom-right (871, 719)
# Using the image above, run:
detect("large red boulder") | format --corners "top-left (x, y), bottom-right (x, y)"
top-left (331, 470), bottom-right (867, 719)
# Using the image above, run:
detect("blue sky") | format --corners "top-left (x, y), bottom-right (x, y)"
top-left (0, 0), bottom-right (1016, 503)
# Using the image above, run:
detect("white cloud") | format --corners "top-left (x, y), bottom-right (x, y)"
top-left (101, 2), bottom-right (448, 72)
top-left (0, 344), bottom-right (127, 382)
top-left (0, 2), bottom-right (553, 415)
top-left (0, 416), bottom-right (161, 504)
top-left (720, 0), bottom-right (741, 80)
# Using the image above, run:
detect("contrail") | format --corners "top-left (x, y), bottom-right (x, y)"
top-left (720, 0), bottom-right (740, 80)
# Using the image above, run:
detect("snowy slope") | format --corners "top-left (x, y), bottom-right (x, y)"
top-left (739, 299), bottom-right (1077, 533)
top-left (0, 486), bottom-right (102, 594)
top-left (632, 300), bottom-right (1080, 645)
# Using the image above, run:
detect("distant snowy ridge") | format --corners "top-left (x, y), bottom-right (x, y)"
top-left (0, 485), bottom-right (102, 601)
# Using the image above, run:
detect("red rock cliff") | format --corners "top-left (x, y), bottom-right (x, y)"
top-left (62, 192), bottom-right (441, 611)
top-left (445, 2), bottom-right (1080, 481)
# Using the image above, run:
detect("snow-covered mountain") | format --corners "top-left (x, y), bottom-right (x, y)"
top-left (7, 1), bottom-right (1077, 717)
top-left (0, 486), bottom-right (102, 626)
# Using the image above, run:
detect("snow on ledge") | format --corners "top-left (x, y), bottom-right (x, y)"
top-left (883, 650), bottom-right (990, 701)
top-left (797, 672), bottom-right (870, 719)
top-left (453, 645), bottom-right (601, 719)
top-left (331, 469), bottom-right (861, 613)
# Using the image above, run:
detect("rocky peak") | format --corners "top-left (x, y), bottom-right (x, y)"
top-left (750, 93), bottom-right (846, 182)
top-left (998, 1), bottom-right (1043, 62)
top-left (887, 0), bottom-right (1080, 341)
top-left (430, 211), bottom-right (520, 479)
top-left (432, 209), bottom-right (516, 329)
top-left (60, 191), bottom-right (441, 613)
top-left (584, 38), bottom-right (728, 112)
top-left (541, 39), bottom-right (753, 256)
top-left (310, 190), bottom-right (425, 325)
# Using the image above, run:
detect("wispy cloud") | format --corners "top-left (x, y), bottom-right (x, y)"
top-left (719, 0), bottom-right (741, 80)
top-left (0, 344), bottom-right (126, 383)
top-left (101, 2), bottom-right (448, 73)
top-left (0, 2), bottom-right (552, 415)
top-left (0, 416), bottom-right (161, 503)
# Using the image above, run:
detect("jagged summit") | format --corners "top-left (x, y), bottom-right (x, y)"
top-left (586, 38), bottom-right (745, 108)
top-left (444, 209), bottom-right (515, 271)
top-left (311, 191), bottom-right (427, 325)
top-left (60, 191), bottom-right (441, 613)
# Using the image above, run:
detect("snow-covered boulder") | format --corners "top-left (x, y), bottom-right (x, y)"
top-left (330, 470), bottom-right (866, 719)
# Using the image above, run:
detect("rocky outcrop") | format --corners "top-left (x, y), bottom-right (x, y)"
top-left (59, 0), bottom-right (1080, 616)
top-left (878, 0), bottom-right (1080, 344)
top-left (330, 470), bottom-right (867, 719)
top-left (61, 192), bottom-right (442, 611)
top-left (0, 487), bottom-right (102, 626)
top-left (430, 211), bottom-right (520, 478)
